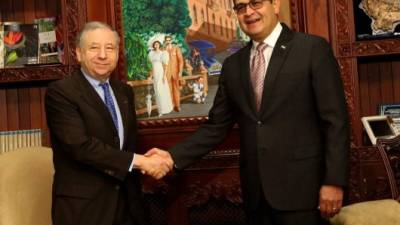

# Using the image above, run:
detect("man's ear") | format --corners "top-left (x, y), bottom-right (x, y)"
top-left (272, 0), bottom-right (281, 14)
top-left (76, 47), bottom-right (82, 62)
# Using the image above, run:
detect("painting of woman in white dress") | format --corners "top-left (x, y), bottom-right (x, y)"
top-left (148, 41), bottom-right (173, 116)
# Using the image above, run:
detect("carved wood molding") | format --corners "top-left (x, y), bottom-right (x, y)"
top-left (337, 58), bottom-right (357, 146)
top-left (348, 147), bottom-right (391, 203)
top-left (0, 65), bottom-right (70, 83)
top-left (187, 149), bottom-right (240, 170)
top-left (376, 137), bottom-right (400, 199)
top-left (138, 117), bottom-right (209, 128)
top-left (142, 178), bottom-right (170, 195)
top-left (338, 39), bottom-right (400, 58)
top-left (351, 39), bottom-right (400, 57)
top-left (333, 0), bottom-right (351, 44)
top-left (348, 147), bottom-right (361, 203)
top-left (113, 0), bottom-right (128, 81)
top-left (65, 0), bottom-right (86, 65)
top-left (337, 43), bottom-right (352, 57)
top-left (183, 179), bottom-right (242, 208)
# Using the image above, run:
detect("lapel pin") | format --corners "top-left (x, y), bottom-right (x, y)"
top-left (281, 45), bottom-right (286, 49)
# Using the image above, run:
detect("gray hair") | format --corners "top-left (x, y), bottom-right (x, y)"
top-left (76, 21), bottom-right (120, 48)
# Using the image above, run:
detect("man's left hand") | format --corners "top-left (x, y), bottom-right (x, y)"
top-left (319, 185), bottom-right (343, 218)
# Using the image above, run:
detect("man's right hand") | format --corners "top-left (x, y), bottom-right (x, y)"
top-left (134, 150), bottom-right (173, 179)
top-left (146, 148), bottom-right (174, 178)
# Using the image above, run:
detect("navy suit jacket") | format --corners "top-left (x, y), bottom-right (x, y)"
top-left (46, 70), bottom-right (147, 225)
top-left (170, 23), bottom-right (350, 212)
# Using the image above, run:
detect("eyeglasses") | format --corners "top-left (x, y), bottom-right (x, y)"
top-left (233, 0), bottom-right (270, 14)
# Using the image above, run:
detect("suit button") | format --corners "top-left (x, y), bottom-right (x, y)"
top-left (114, 185), bottom-right (120, 190)
top-left (257, 121), bottom-right (262, 125)
top-left (105, 170), bottom-right (114, 176)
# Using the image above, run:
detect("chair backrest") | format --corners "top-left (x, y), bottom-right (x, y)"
top-left (376, 136), bottom-right (400, 200)
top-left (0, 146), bottom-right (54, 225)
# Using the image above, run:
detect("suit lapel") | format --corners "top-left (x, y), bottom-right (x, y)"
top-left (74, 71), bottom-right (118, 134)
top-left (259, 23), bottom-right (294, 116)
top-left (239, 42), bottom-right (258, 113)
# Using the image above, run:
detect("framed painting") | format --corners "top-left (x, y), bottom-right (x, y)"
top-left (121, 0), bottom-right (294, 123)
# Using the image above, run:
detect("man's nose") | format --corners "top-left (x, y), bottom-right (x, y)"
top-left (98, 47), bottom-right (107, 59)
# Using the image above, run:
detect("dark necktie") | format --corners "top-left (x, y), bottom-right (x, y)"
top-left (99, 83), bottom-right (119, 132)
top-left (251, 43), bottom-right (268, 111)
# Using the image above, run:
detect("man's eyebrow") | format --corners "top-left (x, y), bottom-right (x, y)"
top-left (88, 42), bottom-right (115, 46)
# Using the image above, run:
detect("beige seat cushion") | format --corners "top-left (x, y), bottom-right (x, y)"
top-left (329, 199), bottom-right (400, 225)
top-left (0, 147), bottom-right (54, 225)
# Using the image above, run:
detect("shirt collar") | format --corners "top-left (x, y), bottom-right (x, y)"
top-left (81, 68), bottom-right (110, 87)
top-left (252, 22), bottom-right (282, 49)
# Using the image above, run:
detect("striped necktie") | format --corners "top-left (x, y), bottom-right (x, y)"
top-left (99, 83), bottom-right (119, 132)
top-left (251, 42), bottom-right (268, 111)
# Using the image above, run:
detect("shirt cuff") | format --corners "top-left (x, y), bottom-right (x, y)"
top-left (129, 153), bottom-right (136, 172)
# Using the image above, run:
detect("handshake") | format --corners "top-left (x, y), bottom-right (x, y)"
top-left (134, 148), bottom-right (174, 179)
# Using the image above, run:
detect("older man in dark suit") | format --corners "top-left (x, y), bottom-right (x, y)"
top-left (148, 0), bottom-right (350, 224)
top-left (45, 21), bottom-right (172, 225)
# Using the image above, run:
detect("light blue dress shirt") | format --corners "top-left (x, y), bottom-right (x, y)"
top-left (82, 70), bottom-right (124, 149)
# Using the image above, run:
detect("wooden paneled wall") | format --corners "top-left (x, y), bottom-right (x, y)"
top-left (358, 55), bottom-right (400, 117)
top-left (0, 83), bottom-right (50, 145)
top-left (0, 0), bottom-right (59, 23)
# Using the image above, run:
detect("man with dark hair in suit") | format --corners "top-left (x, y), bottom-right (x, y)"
top-left (148, 0), bottom-right (350, 224)
top-left (45, 21), bottom-right (172, 225)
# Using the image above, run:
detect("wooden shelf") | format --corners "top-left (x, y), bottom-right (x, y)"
top-left (0, 64), bottom-right (71, 83)
top-left (352, 38), bottom-right (400, 57)
top-left (337, 38), bottom-right (400, 58)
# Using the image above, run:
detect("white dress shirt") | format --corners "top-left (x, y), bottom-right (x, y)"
top-left (250, 22), bottom-right (283, 77)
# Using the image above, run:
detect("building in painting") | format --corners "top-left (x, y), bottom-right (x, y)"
top-left (186, 0), bottom-right (238, 52)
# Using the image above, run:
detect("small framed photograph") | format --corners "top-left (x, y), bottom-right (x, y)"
top-left (379, 103), bottom-right (400, 131)
top-left (361, 115), bottom-right (399, 145)
top-left (379, 104), bottom-right (400, 117)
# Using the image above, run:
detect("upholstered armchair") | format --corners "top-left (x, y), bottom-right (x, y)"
top-left (330, 136), bottom-right (400, 225)
top-left (0, 147), bottom-right (54, 225)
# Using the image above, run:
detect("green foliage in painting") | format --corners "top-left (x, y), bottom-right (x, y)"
top-left (123, 0), bottom-right (192, 80)
top-left (124, 32), bottom-right (151, 80)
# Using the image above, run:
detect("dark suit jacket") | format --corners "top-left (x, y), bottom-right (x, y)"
top-left (170, 23), bottom-right (350, 212)
top-left (45, 70), bottom-right (147, 225)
